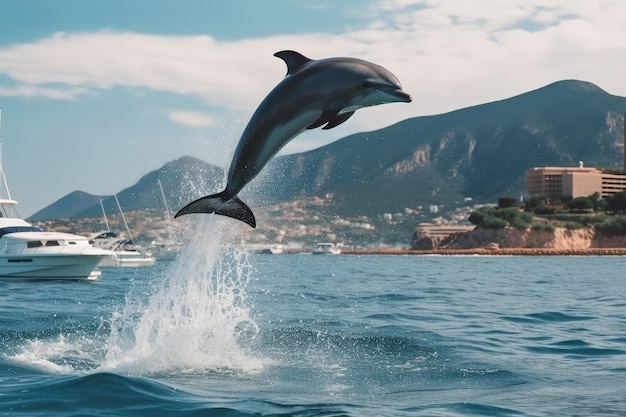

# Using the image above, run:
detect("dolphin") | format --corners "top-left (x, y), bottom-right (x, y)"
top-left (174, 50), bottom-right (412, 227)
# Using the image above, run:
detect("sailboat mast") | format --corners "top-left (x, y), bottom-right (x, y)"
top-left (0, 106), bottom-right (13, 201)
top-left (99, 197), bottom-right (111, 232)
top-left (114, 194), bottom-right (134, 242)
top-left (158, 179), bottom-right (171, 219)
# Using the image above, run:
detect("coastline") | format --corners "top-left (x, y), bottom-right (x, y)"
top-left (340, 247), bottom-right (626, 256)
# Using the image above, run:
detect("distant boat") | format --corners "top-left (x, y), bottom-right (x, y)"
top-left (147, 179), bottom-right (184, 261)
top-left (89, 231), bottom-right (155, 268)
top-left (90, 196), bottom-right (155, 267)
top-left (258, 245), bottom-right (285, 254)
top-left (244, 243), bottom-right (285, 254)
top-left (148, 238), bottom-right (183, 261)
top-left (312, 242), bottom-right (341, 255)
top-left (0, 108), bottom-right (111, 279)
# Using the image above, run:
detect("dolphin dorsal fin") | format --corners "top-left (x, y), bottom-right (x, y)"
top-left (273, 50), bottom-right (312, 76)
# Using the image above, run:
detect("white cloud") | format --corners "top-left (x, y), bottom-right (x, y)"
top-left (0, 84), bottom-right (89, 100)
top-left (167, 110), bottom-right (215, 128)
top-left (0, 0), bottom-right (625, 135)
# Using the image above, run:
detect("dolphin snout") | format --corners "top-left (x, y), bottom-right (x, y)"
top-left (392, 89), bottom-right (412, 103)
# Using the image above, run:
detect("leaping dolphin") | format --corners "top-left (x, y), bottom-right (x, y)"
top-left (174, 50), bottom-right (412, 227)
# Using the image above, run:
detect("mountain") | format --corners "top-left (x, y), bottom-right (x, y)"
top-left (29, 156), bottom-right (225, 221)
top-left (263, 80), bottom-right (626, 215)
top-left (29, 80), bottom-right (626, 221)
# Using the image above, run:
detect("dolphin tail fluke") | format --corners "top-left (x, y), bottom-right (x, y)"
top-left (174, 191), bottom-right (256, 228)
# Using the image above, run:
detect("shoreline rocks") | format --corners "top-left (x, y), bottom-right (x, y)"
top-left (341, 247), bottom-right (626, 256)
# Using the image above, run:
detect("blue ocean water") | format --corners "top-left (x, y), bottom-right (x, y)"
top-left (1, 222), bottom-right (625, 416)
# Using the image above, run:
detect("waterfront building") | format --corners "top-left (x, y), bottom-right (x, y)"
top-left (525, 164), bottom-right (626, 201)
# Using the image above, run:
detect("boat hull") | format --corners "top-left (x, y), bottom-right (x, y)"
top-left (99, 252), bottom-right (156, 268)
top-left (312, 243), bottom-right (341, 255)
top-left (0, 254), bottom-right (106, 280)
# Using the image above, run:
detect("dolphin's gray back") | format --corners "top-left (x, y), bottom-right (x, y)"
top-left (225, 70), bottom-right (337, 195)
top-left (224, 55), bottom-right (406, 197)
top-left (175, 50), bottom-right (411, 227)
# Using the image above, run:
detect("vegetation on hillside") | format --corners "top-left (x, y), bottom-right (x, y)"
top-left (469, 206), bottom-right (533, 229)
top-left (469, 191), bottom-right (626, 235)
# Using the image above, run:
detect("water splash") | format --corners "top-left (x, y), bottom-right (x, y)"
top-left (101, 218), bottom-right (265, 375)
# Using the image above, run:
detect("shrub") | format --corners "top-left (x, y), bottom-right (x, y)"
top-left (588, 192), bottom-right (606, 212)
top-left (565, 197), bottom-right (594, 211)
top-left (595, 216), bottom-right (626, 236)
top-left (533, 205), bottom-right (556, 215)
top-left (606, 191), bottom-right (626, 213)
top-left (564, 221), bottom-right (584, 230)
top-left (468, 206), bottom-right (496, 226)
top-left (468, 206), bottom-right (533, 229)
top-left (481, 217), bottom-right (508, 229)
top-left (525, 194), bottom-right (547, 211)
top-left (532, 222), bottom-right (555, 232)
top-left (498, 197), bottom-right (518, 208)
top-left (497, 207), bottom-right (533, 229)
top-left (579, 214), bottom-right (607, 226)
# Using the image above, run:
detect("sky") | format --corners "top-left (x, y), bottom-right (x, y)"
top-left (1, 0), bottom-right (626, 217)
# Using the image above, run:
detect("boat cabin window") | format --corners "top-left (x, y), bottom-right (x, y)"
top-left (27, 241), bottom-right (43, 248)
top-left (94, 231), bottom-right (118, 239)
top-left (0, 226), bottom-right (43, 238)
top-left (68, 241), bottom-right (77, 245)
top-left (0, 204), bottom-right (19, 218)
top-left (45, 240), bottom-right (60, 246)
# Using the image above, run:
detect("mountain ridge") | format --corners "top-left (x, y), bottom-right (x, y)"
top-left (28, 79), bottom-right (626, 222)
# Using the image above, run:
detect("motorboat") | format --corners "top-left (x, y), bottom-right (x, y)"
top-left (312, 242), bottom-right (341, 255)
top-left (89, 231), bottom-right (156, 267)
top-left (0, 200), bottom-right (112, 280)
top-left (0, 109), bottom-right (111, 280)
top-left (267, 245), bottom-right (285, 254)
top-left (91, 194), bottom-right (155, 267)
top-left (243, 243), bottom-right (285, 254)
top-left (257, 245), bottom-right (285, 254)
top-left (148, 238), bottom-right (184, 261)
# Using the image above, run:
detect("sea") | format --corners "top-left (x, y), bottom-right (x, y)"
top-left (1, 220), bottom-right (625, 416)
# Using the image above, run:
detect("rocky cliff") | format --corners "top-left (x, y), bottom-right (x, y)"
top-left (442, 227), bottom-right (626, 250)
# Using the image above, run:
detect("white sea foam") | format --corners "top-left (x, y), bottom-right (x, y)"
top-left (100, 218), bottom-right (266, 375)
top-left (6, 217), bottom-right (265, 376)
top-left (9, 335), bottom-right (77, 374)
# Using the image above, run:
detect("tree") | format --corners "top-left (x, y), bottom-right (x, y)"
top-left (588, 192), bottom-right (606, 212)
top-left (469, 206), bottom-right (496, 225)
top-left (498, 196), bottom-right (518, 208)
top-left (468, 206), bottom-right (533, 229)
top-left (525, 194), bottom-right (548, 212)
top-left (595, 216), bottom-right (626, 235)
top-left (565, 197), bottom-right (593, 211)
top-left (606, 191), bottom-right (626, 213)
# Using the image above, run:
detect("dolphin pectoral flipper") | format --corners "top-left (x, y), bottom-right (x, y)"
top-left (176, 50), bottom-right (410, 228)
top-left (322, 111), bottom-right (355, 130)
top-left (307, 104), bottom-right (345, 130)
top-left (174, 191), bottom-right (257, 228)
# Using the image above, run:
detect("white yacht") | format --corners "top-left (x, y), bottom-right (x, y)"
top-left (312, 242), bottom-right (341, 255)
top-left (0, 109), bottom-right (111, 280)
top-left (0, 205), bottom-right (110, 280)
top-left (89, 231), bottom-right (155, 267)
top-left (0, 201), bottom-right (112, 280)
